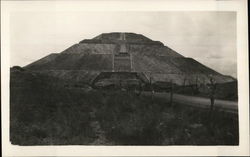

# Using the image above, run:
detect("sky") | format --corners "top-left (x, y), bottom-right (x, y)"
top-left (10, 11), bottom-right (237, 77)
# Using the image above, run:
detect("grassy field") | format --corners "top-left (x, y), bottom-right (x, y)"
top-left (10, 69), bottom-right (238, 145)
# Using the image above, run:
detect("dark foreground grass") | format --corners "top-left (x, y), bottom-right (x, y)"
top-left (10, 69), bottom-right (238, 145)
top-left (10, 86), bottom-right (238, 145)
top-left (94, 91), bottom-right (238, 145)
top-left (10, 87), bottom-right (96, 145)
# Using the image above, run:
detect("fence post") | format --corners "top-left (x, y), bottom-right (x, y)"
top-left (209, 76), bottom-right (216, 118)
top-left (195, 76), bottom-right (198, 93)
top-left (182, 77), bottom-right (186, 93)
top-left (170, 80), bottom-right (173, 106)
top-left (149, 74), bottom-right (154, 101)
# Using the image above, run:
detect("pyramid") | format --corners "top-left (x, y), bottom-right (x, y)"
top-left (24, 32), bottom-right (235, 85)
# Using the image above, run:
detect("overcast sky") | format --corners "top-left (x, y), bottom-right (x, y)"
top-left (10, 11), bottom-right (237, 77)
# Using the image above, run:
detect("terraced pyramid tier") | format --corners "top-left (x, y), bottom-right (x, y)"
top-left (25, 32), bottom-right (235, 85)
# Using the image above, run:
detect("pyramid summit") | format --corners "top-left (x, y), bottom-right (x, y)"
top-left (25, 32), bottom-right (235, 85)
top-left (91, 32), bottom-right (157, 44)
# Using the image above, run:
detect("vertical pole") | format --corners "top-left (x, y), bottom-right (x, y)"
top-left (149, 73), bottom-right (154, 101)
top-left (208, 75), bottom-right (216, 122)
top-left (130, 54), bottom-right (133, 72)
top-left (209, 77), bottom-right (215, 112)
top-left (119, 74), bottom-right (122, 90)
top-left (195, 76), bottom-right (198, 94)
top-left (112, 53), bottom-right (114, 72)
top-left (183, 77), bottom-right (186, 92)
top-left (170, 80), bottom-right (173, 107)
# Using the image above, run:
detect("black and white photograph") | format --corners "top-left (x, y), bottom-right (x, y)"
top-left (1, 0), bottom-right (249, 156)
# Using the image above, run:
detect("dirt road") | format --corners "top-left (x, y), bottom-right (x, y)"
top-left (143, 92), bottom-right (238, 114)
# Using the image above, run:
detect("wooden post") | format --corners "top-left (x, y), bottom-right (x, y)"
top-left (209, 76), bottom-right (216, 116)
top-left (195, 76), bottom-right (198, 92)
top-left (170, 80), bottom-right (173, 106)
top-left (138, 81), bottom-right (142, 96)
top-left (149, 73), bottom-right (154, 101)
top-left (112, 53), bottom-right (114, 72)
top-left (195, 75), bottom-right (200, 94)
top-left (118, 74), bottom-right (122, 90)
top-left (183, 77), bottom-right (186, 88)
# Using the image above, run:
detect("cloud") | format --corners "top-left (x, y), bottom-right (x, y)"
top-left (207, 54), bottom-right (223, 59)
top-left (10, 11), bottom-right (237, 77)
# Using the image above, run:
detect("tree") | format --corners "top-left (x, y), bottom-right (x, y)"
top-left (208, 75), bottom-right (216, 113)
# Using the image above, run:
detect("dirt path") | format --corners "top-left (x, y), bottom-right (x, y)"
top-left (143, 92), bottom-right (238, 114)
